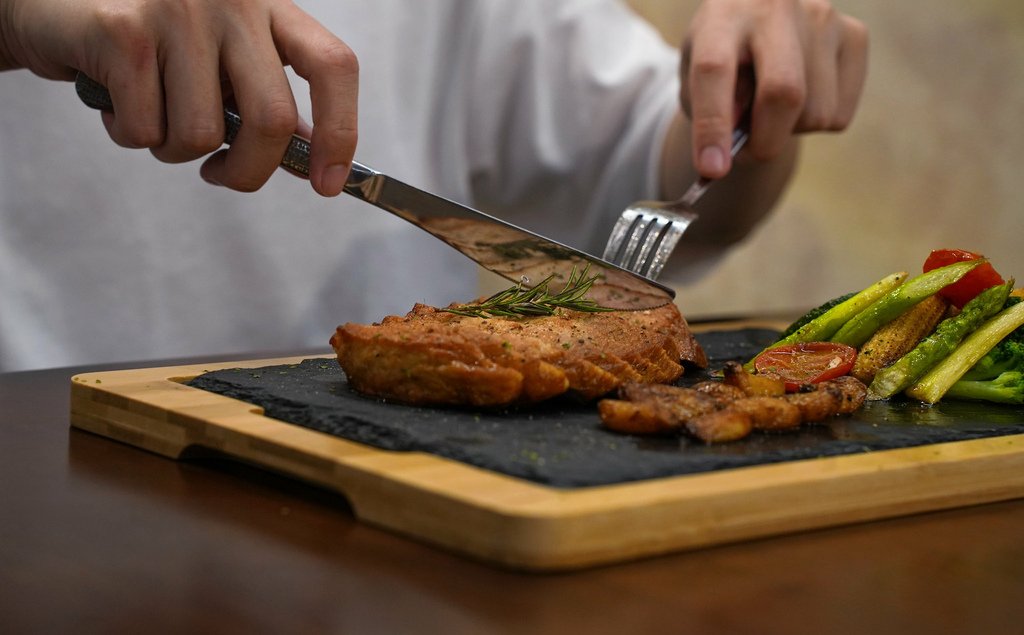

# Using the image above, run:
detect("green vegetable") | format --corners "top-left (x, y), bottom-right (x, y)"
top-left (944, 371), bottom-right (1024, 405)
top-left (778, 292), bottom-right (857, 340)
top-left (868, 281), bottom-right (1012, 399)
top-left (961, 296), bottom-right (1024, 381)
top-left (831, 260), bottom-right (985, 348)
top-left (744, 271), bottom-right (907, 370)
top-left (906, 299), bottom-right (1024, 403)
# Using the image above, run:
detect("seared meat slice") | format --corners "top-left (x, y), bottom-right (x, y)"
top-left (828, 375), bottom-right (870, 414)
top-left (330, 302), bottom-right (705, 407)
top-left (692, 380), bottom-right (747, 405)
top-left (729, 396), bottom-right (803, 431)
top-left (598, 384), bottom-right (719, 435)
top-left (600, 365), bottom-right (868, 443)
top-left (787, 376), bottom-right (868, 421)
top-left (722, 361), bottom-right (786, 396)
top-left (684, 409), bottom-right (754, 443)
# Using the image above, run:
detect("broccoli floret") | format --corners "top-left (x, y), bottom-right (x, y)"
top-left (961, 297), bottom-right (1024, 381)
top-left (945, 371), bottom-right (1024, 405)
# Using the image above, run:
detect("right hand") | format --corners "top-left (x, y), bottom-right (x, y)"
top-left (680, 0), bottom-right (869, 179)
top-left (1, 0), bottom-right (358, 196)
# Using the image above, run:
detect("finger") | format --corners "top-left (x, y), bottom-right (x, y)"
top-left (747, 9), bottom-right (806, 161)
top-left (203, 36), bottom-right (298, 192)
top-left (98, 55), bottom-right (165, 150)
top-left (795, 5), bottom-right (841, 133)
top-left (84, 7), bottom-right (166, 150)
top-left (199, 148), bottom-right (230, 186)
top-left (684, 18), bottom-right (745, 178)
top-left (272, 4), bottom-right (359, 196)
top-left (150, 36), bottom-right (225, 164)
top-left (295, 115), bottom-right (313, 141)
top-left (832, 15), bottom-right (869, 131)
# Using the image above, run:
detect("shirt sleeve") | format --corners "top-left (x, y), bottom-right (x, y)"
top-left (462, 0), bottom-right (681, 258)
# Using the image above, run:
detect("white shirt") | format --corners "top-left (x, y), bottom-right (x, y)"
top-left (0, 0), bottom-right (680, 371)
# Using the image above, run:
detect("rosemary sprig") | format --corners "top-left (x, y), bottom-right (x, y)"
top-left (443, 265), bottom-right (614, 319)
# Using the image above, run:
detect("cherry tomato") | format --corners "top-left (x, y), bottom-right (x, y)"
top-left (753, 342), bottom-right (857, 392)
top-left (923, 248), bottom-right (1004, 309)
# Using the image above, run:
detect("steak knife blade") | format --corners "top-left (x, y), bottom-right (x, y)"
top-left (75, 73), bottom-right (674, 310)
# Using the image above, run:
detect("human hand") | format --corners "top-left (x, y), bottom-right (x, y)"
top-left (680, 0), bottom-right (868, 178)
top-left (0, 0), bottom-right (358, 196)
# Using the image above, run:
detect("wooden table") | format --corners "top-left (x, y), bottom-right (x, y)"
top-left (3, 349), bottom-right (1024, 634)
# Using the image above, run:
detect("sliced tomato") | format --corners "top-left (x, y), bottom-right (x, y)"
top-left (923, 248), bottom-right (1004, 309)
top-left (753, 342), bottom-right (857, 392)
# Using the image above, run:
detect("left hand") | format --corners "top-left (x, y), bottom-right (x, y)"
top-left (680, 0), bottom-right (869, 178)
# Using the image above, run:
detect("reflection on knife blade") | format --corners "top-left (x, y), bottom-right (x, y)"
top-left (74, 72), bottom-right (674, 311)
top-left (345, 164), bottom-right (675, 311)
top-left (416, 216), bottom-right (673, 310)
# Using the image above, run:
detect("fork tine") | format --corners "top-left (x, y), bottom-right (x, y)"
top-left (634, 219), bottom-right (674, 276)
top-left (625, 215), bottom-right (666, 272)
top-left (602, 212), bottom-right (642, 263)
top-left (624, 215), bottom-right (661, 271)
top-left (603, 121), bottom-right (748, 280)
top-left (637, 216), bottom-right (689, 279)
top-left (607, 213), bottom-right (654, 272)
top-left (603, 211), bottom-right (655, 271)
top-left (602, 209), bottom-right (696, 279)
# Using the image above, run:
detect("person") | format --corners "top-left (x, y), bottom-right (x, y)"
top-left (0, 0), bottom-right (867, 372)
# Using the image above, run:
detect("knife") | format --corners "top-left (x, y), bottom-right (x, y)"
top-left (74, 73), bottom-right (674, 310)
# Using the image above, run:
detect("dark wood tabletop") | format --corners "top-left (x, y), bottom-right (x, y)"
top-left (3, 352), bottom-right (1024, 635)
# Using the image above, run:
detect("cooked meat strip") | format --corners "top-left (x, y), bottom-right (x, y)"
top-left (617, 383), bottom-right (718, 416)
top-left (599, 368), bottom-right (868, 443)
top-left (600, 383), bottom-right (719, 435)
top-left (692, 380), bottom-right (747, 405)
top-left (598, 400), bottom-right (672, 435)
top-left (730, 396), bottom-right (803, 431)
top-left (785, 385), bottom-right (844, 423)
top-left (829, 375), bottom-right (869, 414)
top-left (683, 393), bottom-right (807, 442)
top-left (331, 301), bottom-right (705, 407)
top-left (722, 361), bottom-right (786, 396)
top-left (685, 409), bottom-right (753, 443)
top-left (786, 376), bottom-right (867, 422)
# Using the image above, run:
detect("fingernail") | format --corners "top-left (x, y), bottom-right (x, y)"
top-left (699, 146), bottom-right (727, 176)
top-left (321, 163), bottom-right (351, 197)
top-left (201, 173), bottom-right (222, 187)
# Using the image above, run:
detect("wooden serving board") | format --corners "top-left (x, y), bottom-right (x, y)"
top-left (69, 328), bottom-right (1024, 572)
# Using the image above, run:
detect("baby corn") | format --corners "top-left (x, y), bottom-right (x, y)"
top-left (851, 294), bottom-right (948, 384)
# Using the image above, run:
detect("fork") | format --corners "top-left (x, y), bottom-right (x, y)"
top-left (602, 125), bottom-right (749, 280)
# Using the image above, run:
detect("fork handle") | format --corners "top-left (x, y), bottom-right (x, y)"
top-left (680, 124), bottom-right (749, 207)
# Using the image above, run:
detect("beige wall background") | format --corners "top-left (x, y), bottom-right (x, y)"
top-left (627, 0), bottom-right (1024, 319)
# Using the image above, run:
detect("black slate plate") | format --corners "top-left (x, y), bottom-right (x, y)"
top-left (187, 329), bottom-right (1024, 489)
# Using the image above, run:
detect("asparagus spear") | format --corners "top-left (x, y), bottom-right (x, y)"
top-left (906, 298), bottom-right (1024, 403)
top-left (743, 271), bottom-right (908, 371)
top-left (830, 260), bottom-right (985, 348)
top-left (868, 280), bottom-right (1012, 399)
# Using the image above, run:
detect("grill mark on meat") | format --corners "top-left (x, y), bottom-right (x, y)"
top-left (331, 302), bottom-right (705, 407)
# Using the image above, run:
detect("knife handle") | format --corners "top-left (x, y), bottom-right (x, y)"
top-left (73, 72), bottom-right (379, 196)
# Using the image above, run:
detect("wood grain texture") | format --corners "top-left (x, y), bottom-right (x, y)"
top-left (69, 344), bottom-right (1024, 571)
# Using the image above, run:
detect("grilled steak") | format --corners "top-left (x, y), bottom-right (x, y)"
top-left (330, 302), bottom-right (706, 407)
